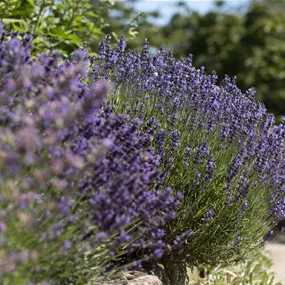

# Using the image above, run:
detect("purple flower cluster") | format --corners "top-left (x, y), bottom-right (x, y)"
top-left (0, 28), bottom-right (181, 283)
top-left (2, 23), bottom-right (285, 276)
top-left (75, 108), bottom-right (180, 250)
top-left (89, 35), bottom-right (285, 263)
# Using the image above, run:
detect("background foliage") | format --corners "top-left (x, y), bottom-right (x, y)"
top-left (188, 249), bottom-right (281, 285)
top-left (0, 0), bottom-right (156, 57)
top-left (2, 0), bottom-right (285, 119)
top-left (158, 0), bottom-right (285, 120)
top-left (0, 0), bottom-right (116, 56)
top-left (91, 0), bottom-right (285, 121)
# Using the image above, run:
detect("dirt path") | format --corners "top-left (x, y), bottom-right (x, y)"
top-left (266, 243), bottom-right (285, 285)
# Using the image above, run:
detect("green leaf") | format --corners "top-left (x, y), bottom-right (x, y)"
top-left (252, 263), bottom-right (262, 274)
top-left (268, 276), bottom-right (274, 285)
top-left (249, 272), bottom-right (253, 284)
top-left (85, 11), bottom-right (99, 19)
top-left (48, 27), bottom-right (71, 39)
top-left (11, 22), bottom-right (26, 32)
top-left (1, 18), bottom-right (24, 23)
top-left (48, 17), bottom-right (61, 25)
top-left (67, 34), bottom-right (82, 45)
top-left (261, 271), bottom-right (269, 282)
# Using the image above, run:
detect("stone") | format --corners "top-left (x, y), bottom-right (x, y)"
top-left (97, 271), bottom-right (162, 285)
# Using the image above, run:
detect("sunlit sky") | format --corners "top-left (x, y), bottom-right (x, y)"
top-left (131, 0), bottom-right (250, 25)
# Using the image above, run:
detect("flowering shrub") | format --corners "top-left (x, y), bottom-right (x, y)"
top-left (0, 27), bottom-right (181, 284)
top-left (2, 22), bottom-right (285, 285)
top-left (90, 36), bottom-right (285, 268)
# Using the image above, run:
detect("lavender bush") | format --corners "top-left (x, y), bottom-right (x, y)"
top-left (0, 27), bottom-right (181, 284)
top-left (2, 23), bottom-right (285, 285)
top-left (89, 36), bottom-right (285, 270)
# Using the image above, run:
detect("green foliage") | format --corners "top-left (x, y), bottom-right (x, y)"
top-left (109, 65), bottom-right (273, 269)
top-left (158, 0), bottom-right (285, 119)
top-left (1, 1), bottom-right (284, 283)
top-left (0, 0), bottom-right (112, 56)
top-left (188, 250), bottom-right (281, 285)
top-left (114, 0), bottom-right (285, 119)
top-left (101, 0), bottom-right (162, 46)
top-left (0, 0), bottom-right (154, 57)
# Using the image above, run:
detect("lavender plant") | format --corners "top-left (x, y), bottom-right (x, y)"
top-left (89, 36), bottom-right (285, 270)
top-left (0, 27), bottom-right (181, 284)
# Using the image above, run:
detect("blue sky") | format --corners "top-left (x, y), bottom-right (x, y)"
top-left (132, 0), bottom-right (250, 26)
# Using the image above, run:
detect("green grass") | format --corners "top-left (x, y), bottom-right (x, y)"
top-left (187, 249), bottom-right (281, 285)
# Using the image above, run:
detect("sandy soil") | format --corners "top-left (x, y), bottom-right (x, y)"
top-left (266, 242), bottom-right (285, 285)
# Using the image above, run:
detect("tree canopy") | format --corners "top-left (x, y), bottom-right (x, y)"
top-left (158, 0), bottom-right (285, 119)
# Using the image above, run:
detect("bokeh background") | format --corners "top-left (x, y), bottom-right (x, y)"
top-left (2, 0), bottom-right (284, 120)
top-left (106, 0), bottom-right (285, 122)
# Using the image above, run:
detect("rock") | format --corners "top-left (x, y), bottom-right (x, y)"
top-left (97, 271), bottom-right (162, 285)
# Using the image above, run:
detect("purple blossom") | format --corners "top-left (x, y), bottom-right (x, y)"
top-left (203, 208), bottom-right (215, 224)
top-left (0, 32), bottom-right (180, 283)
top-left (89, 35), bottom-right (285, 264)
top-left (173, 229), bottom-right (193, 248)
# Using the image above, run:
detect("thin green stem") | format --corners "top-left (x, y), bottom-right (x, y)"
top-left (32, 0), bottom-right (45, 37)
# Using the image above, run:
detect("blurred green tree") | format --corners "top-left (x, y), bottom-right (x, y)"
top-left (100, 0), bottom-right (164, 51)
top-left (160, 0), bottom-right (285, 118)
top-left (2, 0), bottom-right (285, 118)
top-left (0, 0), bottom-right (152, 56)
top-left (0, 0), bottom-right (114, 56)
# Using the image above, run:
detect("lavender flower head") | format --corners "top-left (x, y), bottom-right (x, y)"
top-left (89, 35), bottom-right (285, 265)
top-left (0, 30), bottom-right (180, 283)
